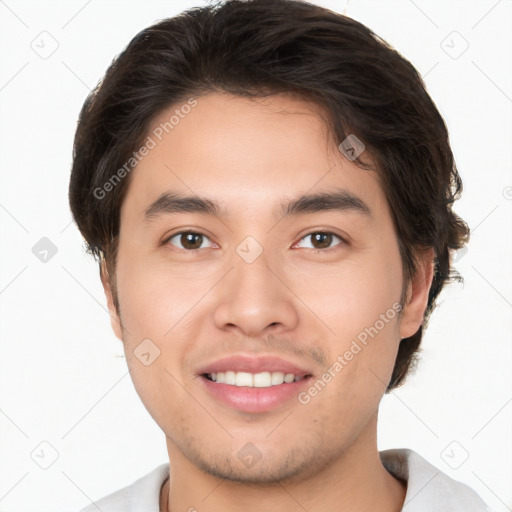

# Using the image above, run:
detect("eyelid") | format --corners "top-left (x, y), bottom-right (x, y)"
top-left (292, 230), bottom-right (349, 251)
top-left (163, 230), bottom-right (216, 250)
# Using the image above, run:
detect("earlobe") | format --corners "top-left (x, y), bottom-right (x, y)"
top-left (100, 260), bottom-right (123, 341)
top-left (399, 248), bottom-right (435, 340)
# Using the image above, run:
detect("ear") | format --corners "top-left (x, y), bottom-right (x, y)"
top-left (399, 248), bottom-right (435, 340)
top-left (100, 260), bottom-right (123, 341)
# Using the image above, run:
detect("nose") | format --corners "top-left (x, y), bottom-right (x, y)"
top-left (212, 245), bottom-right (299, 337)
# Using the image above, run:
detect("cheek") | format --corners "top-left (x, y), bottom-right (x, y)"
top-left (288, 244), bottom-right (403, 401)
top-left (114, 250), bottom-right (210, 401)
top-left (115, 249), bottom-right (207, 343)
top-left (290, 249), bottom-right (403, 342)
top-left (114, 251), bottom-right (199, 426)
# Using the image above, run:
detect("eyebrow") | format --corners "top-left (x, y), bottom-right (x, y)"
top-left (144, 189), bottom-right (371, 222)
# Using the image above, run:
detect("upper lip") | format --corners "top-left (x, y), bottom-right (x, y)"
top-left (197, 354), bottom-right (314, 377)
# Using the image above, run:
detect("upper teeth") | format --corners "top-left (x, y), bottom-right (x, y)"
top-left (209, 371), bottom-right (302, 387)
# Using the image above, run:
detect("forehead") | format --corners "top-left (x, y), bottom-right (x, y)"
top-left (121, 92), bottom-right (386, 221)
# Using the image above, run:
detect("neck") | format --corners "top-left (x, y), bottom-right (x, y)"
top-left (160, 415), bottom-right (406, 512)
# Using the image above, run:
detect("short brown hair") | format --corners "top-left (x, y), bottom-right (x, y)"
top-left (68, 0), bottom-right (469, 391)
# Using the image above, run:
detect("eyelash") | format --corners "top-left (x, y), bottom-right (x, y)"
top-left (163, 230), bottom-right (347, 253)
top-left (295, 232), bottom-right (347, 252)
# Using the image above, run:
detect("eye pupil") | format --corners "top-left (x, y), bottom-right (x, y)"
top-left (182, 232), bottom-right (202, 249)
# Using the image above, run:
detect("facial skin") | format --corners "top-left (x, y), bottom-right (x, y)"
top-left (101, 92), bottom-right (433, 512)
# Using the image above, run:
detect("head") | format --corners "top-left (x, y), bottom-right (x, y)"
top-left (69, 0), bottom-right (469, 484)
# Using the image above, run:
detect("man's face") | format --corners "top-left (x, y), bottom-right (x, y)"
top-left (104, 92), bottom-right (429, 483)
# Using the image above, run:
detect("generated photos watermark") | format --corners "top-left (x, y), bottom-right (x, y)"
top-left (298, 301), bottom-right (402, 405)
top-left (93, 97), bottom-right (198, 200)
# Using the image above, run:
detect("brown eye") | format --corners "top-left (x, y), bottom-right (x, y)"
top-left (311, 232), bottom-right (333, 249)
top-left (167, 231), bottom-right (213, 250)
top-left (295, 231), bottom-right (344, 251)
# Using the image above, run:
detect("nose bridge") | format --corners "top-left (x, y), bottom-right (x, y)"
top-left (212, 235), bottom-right (299, 335)
top-left (234, 239), bottom-right (274, 299)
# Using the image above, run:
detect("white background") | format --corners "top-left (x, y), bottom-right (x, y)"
top-left (0, 0), bottom-right (511, 511)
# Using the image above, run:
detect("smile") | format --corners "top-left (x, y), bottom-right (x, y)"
top-left (205, 371), bottom-right (308, 387)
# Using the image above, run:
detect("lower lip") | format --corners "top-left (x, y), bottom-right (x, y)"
top-left (199, 375), bottom-right (312, 413)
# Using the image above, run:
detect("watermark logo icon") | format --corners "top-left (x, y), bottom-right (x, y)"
top-left (134, 338), bottom-right (161, 366)
top-left (30, 31), bottom-right (59, 60)
top-left (32, 237), bottom-right (58, 263)
top-left (441, 31), bottom-right (469, 60)
top-left (338, 134), bottom-right (365, 161)
top-left (236, 236), bottom-right (263, 264)
top-left (440, 440), bottom-right (469, 469)
top-left (31, 441), bottom-right (59, 469)
top-left (453, 246), bottom-right (468, 263)
top-left (237, 442), bottom-right (262, 468)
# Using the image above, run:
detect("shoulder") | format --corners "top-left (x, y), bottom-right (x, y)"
top-left (380, 448), bottom-right (492, 511)
top-left (78, 463), bottom-right (170, 512)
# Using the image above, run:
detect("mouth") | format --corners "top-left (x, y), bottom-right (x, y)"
top-left (203, 371), bottom-right (310, 387)
top-left (197, 355), bottom-right (315, 413)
